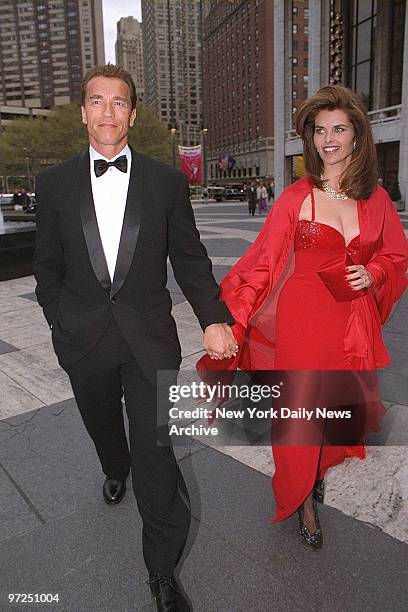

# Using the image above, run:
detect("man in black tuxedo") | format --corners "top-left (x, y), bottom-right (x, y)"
top-left (33, 65), bottom-right (237, 611)
top-left (246, 181), bottom-right (257, 216)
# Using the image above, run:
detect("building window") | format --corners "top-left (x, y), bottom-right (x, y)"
top-left (293, 24), bottom-right (298, 34)
top-left (348, 0), bottom-right (377, 109)
top-left (388, 0), bottom-right (405, 105)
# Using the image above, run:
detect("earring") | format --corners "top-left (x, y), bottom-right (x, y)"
top-left (353, 141), bottom-right (356, 151)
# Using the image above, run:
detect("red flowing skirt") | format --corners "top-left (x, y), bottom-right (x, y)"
top-left (272, 241), bottom-right (365, 521)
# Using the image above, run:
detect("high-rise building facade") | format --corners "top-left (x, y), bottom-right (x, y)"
top-left (0, 0), bottom-right (105, 109)
top-left (141, 0), bottom-right (203, 147)
top-left (115, 16), bottom-right (144, 101)
top-left (280, 0), bottom-right (407, 203)
top-left (204, 0), bottom-right (274, 182)
top-left (80, 0), bottom-right (105, 74)
top-left (204, 0), bottom-right (309, 183)
top-left (291, 0), bottom-right (309, 124)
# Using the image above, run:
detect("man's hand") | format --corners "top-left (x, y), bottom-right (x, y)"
top-left (203, 323), bottom-right (239, 360)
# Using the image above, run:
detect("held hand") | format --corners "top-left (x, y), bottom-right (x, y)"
top-left (203, 323), bottom-right (239, 360)
top-left (345, 265), bottom-right (373, 291)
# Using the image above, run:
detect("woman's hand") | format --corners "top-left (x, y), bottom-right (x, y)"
top-left (345, 265), bottom-right (373, 290)
top-left (203, 323), bottom-right (239, 359)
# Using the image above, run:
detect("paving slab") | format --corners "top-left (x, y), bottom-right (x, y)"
top-left (184, 446), bottom-right (408, 611)
top-left (0, 347), bottom-right (72, 405)
top-left (201, 238), bottom-right (252, 257)
top-left (0, 339), bottom-right (19, 355)
top-left (16, 291), bottom-right (37, 302)
top-left (0, 368), bottom-right (45, 420)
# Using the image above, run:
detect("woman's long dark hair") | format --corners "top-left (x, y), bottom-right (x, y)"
top-left (295, 85), bottom-right (378, 200)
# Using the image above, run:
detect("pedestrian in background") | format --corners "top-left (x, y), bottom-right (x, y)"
top-left (246, 181), bottom-right (257, 216)
top-left (13, 188), bottom-right (22, 209)
top-left (267, 180), bottom-right (274, 203)
top-left (20, 188), bottom-right (31, 210)
top-left (257, 179), bottom-right (268, 214)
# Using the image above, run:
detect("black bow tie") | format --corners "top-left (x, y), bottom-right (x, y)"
top-left (94, 155), bottom-right (128, 177)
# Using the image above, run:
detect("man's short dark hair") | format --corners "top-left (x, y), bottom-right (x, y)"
top-left (81, 64), bottom-right (137, 110)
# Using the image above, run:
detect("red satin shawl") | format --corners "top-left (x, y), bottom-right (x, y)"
top-left (198, 177), bottom-right (408, 373)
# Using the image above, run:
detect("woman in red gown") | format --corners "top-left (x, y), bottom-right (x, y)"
top-left (198, 85), bottom-right (408, 548)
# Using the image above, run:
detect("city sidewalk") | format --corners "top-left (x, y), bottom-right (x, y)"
top-left (0, 203), bottom-right (407, 611)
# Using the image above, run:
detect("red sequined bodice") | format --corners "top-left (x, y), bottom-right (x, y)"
top-left (294, 189), bottom-right (360, 259)
top-left (295, 220), bottom-right (360, 258)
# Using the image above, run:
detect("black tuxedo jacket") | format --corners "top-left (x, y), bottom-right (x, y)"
top-left (246, 187), bottom-right (257, 205)
top-left (33, 147), bottom-right (234, 379)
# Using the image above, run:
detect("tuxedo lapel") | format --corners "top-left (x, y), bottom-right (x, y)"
top-left (77, 149), bottom-right (111, 291)
top-left (110, 148), bottom-right (144, 298)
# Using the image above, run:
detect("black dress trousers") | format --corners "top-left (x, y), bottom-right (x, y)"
top-left (65, 317), bottom-right (191, 576)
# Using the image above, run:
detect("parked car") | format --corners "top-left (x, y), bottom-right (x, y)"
top-left (214, 188), bottom-right (246, 202)
top-left (207, 186), bottom-right (225, 201)
top-left (0, 194), bottom-right (14, 209)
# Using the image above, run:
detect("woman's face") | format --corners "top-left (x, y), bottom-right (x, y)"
top-left (313, 108), bottom-right (355, 171)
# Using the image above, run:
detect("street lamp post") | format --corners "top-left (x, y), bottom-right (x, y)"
top-left (199, 0), bottom-right (208, 204)
top-left (170, 127), bottom-right (177, 168)
top-left (25, 157), bottom-right (31, 192)
top-left (201, 126), bottom-right (208, 204)
top-left (22, 147), bottom-right (32, 192)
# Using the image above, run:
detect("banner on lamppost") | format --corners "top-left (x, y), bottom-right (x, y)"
top-left (178, 145), bottom-right (203, 184)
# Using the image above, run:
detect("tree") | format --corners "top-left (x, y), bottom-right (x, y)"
top-left (0, 102), bottom-right (173, 183)
top-left (0, 104), bottom-right (88, 179)
top-left (129, 102), bottom-right (172, 164)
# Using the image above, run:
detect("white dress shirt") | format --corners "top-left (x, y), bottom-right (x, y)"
top-left (89, 144), bottom-right (131, 280)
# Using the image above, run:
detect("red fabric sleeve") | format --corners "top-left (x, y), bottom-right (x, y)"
top-left (366, 195), bottom-right (408, 323)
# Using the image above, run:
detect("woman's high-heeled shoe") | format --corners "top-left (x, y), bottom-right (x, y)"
top-left (313, 479), bottom-right (325, 504)
top-left (297, 500), bottom-right (323, 549)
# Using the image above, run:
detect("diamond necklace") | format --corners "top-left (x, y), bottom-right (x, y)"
top-left (321, 178), bottom-right (349, 200)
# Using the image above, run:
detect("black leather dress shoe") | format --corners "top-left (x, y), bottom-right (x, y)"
top-left (148, 574), bottom-right (191, 612)
top-left (102, 477), bottom-right (126, 505)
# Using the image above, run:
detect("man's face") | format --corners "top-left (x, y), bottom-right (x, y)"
top-left (81, 76), bottom-right (136, 154)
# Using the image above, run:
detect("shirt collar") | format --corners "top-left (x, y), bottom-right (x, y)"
top-left (89, 144), bottom-right (131, 164)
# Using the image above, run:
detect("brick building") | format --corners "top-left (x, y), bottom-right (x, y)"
top-left (204, 0), bottom-right (274, 182)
